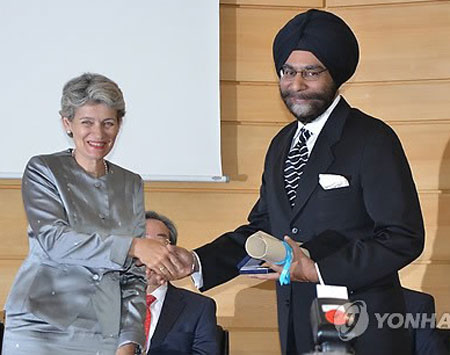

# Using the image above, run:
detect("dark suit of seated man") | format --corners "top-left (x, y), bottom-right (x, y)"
top-left (144, 211), bottom-right (219, 355)
top-left (403, 288), bottom-right (449, 355)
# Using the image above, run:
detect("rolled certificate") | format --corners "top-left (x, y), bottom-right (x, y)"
top-left (245, 231), bottom-right (286, 264)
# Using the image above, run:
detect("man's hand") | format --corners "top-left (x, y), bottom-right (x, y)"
top-left (116, 343), bottom-right (135, 355)
top-left (284, 236), bottom-right (319, 282)
top-left (167, 245), bottom-right (197, 280)
top-left (129, 238), bottom-right (185, 280)
top-left (251, 236), bottom-right (319, 283)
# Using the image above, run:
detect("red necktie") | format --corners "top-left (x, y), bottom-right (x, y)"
top-left (145, 294), bottom-right (157, 343)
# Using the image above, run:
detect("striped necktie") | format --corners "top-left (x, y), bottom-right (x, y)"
top-left (284, 128), bottom-right (312, 207)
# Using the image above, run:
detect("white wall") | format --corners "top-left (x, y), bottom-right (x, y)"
top-left (0, 0), bottom-right (223, 181)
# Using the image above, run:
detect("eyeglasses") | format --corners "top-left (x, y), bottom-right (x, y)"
top-left (280, 65), bottom-right (328, 81)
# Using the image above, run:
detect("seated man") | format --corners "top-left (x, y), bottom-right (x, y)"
top-left (144, 211), bottom-right (219, 355)
top-left (403, 288), bottom-right (449, 355)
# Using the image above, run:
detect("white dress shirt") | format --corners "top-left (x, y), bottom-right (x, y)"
top-left (192, 95), bottom-right (342, 288)
top-left (290, 94), bottom-right (341, 152)
top-left (145, 282), bottom-right (168, 351)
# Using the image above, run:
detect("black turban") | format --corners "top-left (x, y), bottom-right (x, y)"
top-left (273, 9), bottom-right (359, 88)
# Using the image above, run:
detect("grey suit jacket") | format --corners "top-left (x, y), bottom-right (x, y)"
top-left (5, 150), bottom-right (147, 347)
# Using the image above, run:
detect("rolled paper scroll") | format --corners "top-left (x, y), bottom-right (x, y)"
top-left (245, 231), bottom-right (287, 264)
top-left (245, 231), bottom-right (311, 263)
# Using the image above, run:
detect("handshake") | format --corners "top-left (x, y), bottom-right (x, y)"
top-left (129, 237), bottom-right (196, 282)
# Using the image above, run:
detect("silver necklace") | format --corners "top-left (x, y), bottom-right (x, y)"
top-left (72, 149), bottom-right (108, 175)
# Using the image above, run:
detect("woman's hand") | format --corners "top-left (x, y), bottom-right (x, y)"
top-left (128, 238), bottom-right (185, 280)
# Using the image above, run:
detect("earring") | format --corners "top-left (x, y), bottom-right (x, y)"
top-left (66, 130), bottom-right (73, 138)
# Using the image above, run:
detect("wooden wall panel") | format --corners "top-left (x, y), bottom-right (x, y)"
top-left (229, 329), bottom-right (280, 355)
top-left (1, 178), bottom-right (449, 261)
top-left (341, 81), bottom-right (450, 122)
top-left (221, 123), bottom-right (272, 190)
top-left (419, 226), bottom-right (450, 262)
top-left (0, 259), bottom-right (22, 308)
top-left (144, 190), bottom-right (259, 249)
top-left (395, 122), bottom-right (450, 191)
top-left (400, 263), bottom-right (450, 317)
top-left (221, 6), bottom-right (299, 82)
top-left (417, 192), bottom-right (450, 264)
top-left (221, 0), bottom-right (322, 7)
top-left (334, 3), bottom-right (450, 82)
top-left (221, 80), bottom-right (450, 124)
top-left (172, 276), bottom-right (278, 326)
top-left (1, 188), bottom-right (448, 255)
top-left (420, 192), bottom-right (450, 227)
top-left (221, 82), bottom-right (292, 124)
top-left (0, 188), bottom-right (28, 258)
top-left (147, 190), bottom-right (450, 266)
top-left (328, 0), bottom-right (436, 8)
top-left (221, 122), bottom-right (450, 191)
top-left (221, 3), bottom-right (450, 82)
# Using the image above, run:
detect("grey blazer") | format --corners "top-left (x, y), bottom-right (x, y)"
top-left (5, 150), bottom-right (147, 347)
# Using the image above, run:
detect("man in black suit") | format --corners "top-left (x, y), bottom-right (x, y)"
top-left (143, 211), bottom-right (218, 355)
top-left (403, 288), bottom-right (449, 355)
top-left (173, 9), bottom-right (424, 355)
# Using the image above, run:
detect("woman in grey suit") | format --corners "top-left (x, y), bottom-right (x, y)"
top-left (2, 73), bottom-right (181, 355)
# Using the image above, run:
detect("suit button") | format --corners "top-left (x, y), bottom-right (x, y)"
top-left (99, 213), bottom-right (105, 219)
top-left (291, 227), bottom-right (299, 234)
top-left (92, 274), bottom-right (100, 281)
top-left (94, 182), bottom-right (101, 188)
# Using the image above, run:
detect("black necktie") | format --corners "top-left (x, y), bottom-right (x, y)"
top-left (284, 128), bottom-right (311, 207)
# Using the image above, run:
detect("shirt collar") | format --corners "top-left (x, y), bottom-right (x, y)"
top-left (296, 94), bottom-right (341, 138)
top-left (150, 282), bottom-right (168, 301)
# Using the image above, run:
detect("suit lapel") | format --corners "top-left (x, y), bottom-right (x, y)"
top-left (292, 99), bottom-right (351, 217)
top-left (150, 283), bottom-right (185, 348)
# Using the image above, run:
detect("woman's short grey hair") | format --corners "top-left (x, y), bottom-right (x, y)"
top-left (59, 73), bottom-right (126, 123)
top-left (145, 211), bottom-right (178, 245)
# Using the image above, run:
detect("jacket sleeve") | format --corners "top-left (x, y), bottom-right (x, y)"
top-left (118, 178), bottom-right (147, 347)
top-left (192, 297), bottom-right (219, 355)
top-left (22, 155), bottom-right (133, 269)
top-left (118, 265), bottom-right (146, 349)
top-left (195, 158), bottom-right (272, 291)
top-left (317, 125), bottom-right (425, 290)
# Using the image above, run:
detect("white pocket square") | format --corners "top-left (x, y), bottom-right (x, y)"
top-left (319, 174), bottom-right (349, 190)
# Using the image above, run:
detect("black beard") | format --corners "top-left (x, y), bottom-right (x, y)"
top-left (280, 83), bottom-right (337, 124)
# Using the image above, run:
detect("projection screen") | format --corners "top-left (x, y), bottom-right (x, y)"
top-left (0, 0), bottom-right (225, 182)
